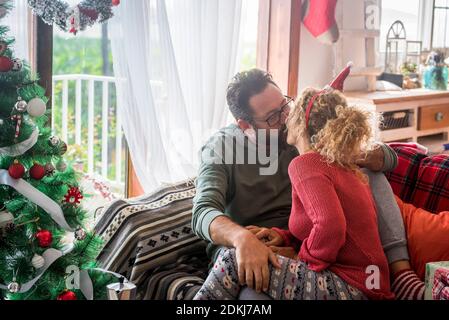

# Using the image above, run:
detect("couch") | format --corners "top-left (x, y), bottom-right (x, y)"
top-left (94, 145), bottom-right (449, 300)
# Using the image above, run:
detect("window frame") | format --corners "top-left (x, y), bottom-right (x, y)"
top-left (32, 15), bottom-right (133, 197)
top-left (257, 0), bottom-right (301, 98)
top-left (430, 0), bottom-right (449, 50)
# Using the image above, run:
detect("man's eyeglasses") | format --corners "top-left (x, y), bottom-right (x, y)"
top-left (253, 96), bottom-right (294, 127)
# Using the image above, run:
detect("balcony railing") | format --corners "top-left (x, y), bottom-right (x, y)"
top-left (51, 74), bottom-right (125, 194)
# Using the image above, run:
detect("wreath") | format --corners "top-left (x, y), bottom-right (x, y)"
top-left (28, 0), bottom-right (120, 35)
top-left (0, 0), bottom-right (13, 19)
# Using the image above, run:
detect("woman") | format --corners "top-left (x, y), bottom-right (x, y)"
top-left (193, 87), bottom-right (394, 300)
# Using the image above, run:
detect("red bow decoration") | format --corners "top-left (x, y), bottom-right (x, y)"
top-left (10, 114), bottom-right (22, 139)
top-left (69, 16), bottom-right (77, 34)
top-left (305, 62), bottom-right (353, 130)
top-left (112, 0), bottom-right (120, 6)
top-left (79, 7), bottom-right (99, 21)
top-left (69, 6), bottom-right (99, 35)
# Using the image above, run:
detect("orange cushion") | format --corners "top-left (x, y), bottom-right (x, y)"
top-left (395, 195), bottom-right (449, 280)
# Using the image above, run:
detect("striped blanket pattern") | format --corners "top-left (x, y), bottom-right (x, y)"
top-left (94, 180), bottom-right (209, 300)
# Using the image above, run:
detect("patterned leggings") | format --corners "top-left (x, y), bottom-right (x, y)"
top-left (193, 248), bottom-right (368, 300)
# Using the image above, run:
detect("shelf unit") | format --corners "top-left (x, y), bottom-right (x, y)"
top-left (346, 89), bottom-right (449, 144)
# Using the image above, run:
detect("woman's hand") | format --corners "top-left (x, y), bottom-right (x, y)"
top-left (355, 144), bottom-right (384, 172)
top-left (246, 226), bottom-right (284, 247)
top-left (270, 246), bottom-right (298, 259)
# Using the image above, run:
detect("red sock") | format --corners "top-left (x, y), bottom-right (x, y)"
top-left (391, 269), bottom-right (425, 300)
top-left (302, 0), bottom-right (340, 44)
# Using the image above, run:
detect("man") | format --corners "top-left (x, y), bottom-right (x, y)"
top-left (192, 69), bottom-right (418, 300)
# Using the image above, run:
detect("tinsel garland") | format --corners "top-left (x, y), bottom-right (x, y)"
top-left (27, 0), bottom-right (116, 34)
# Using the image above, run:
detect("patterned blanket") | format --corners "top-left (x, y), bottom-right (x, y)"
top-left (94, 180), bottom-right (209, 300)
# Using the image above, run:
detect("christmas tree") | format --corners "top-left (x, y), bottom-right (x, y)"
top-left (0, 0), bottom-right (113, 300)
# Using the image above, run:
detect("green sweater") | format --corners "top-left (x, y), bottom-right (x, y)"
top-left (192, 124), bottom-right (398, 256)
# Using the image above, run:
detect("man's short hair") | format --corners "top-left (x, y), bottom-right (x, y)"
top-left (226, 69), bottom-right (278, 122)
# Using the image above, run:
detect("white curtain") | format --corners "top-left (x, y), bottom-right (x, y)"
top-left (2, 0), bottom-right (29, 60)
top-left (109, 0), bottom-right (243, 192)
top-left (418, 0), bottom-right (435, 50)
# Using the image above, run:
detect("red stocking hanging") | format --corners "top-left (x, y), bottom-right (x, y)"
top-left (302, 0), bottom-right (340, 44)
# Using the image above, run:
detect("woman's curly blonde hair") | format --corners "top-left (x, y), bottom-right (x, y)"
top-left (287, 87), bottom-right (380, 182)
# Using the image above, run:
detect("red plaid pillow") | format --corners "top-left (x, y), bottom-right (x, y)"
top-left (433, 268), bottom-right (449, 300)
top-left (386, 146), bottom-right (449, 213)
top-left (385, 146), bottom-right (427, 204)
top-left (414, 155), bottom-right (449, 213)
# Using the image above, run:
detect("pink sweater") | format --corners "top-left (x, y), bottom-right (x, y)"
top-left (274, 152), bottom-right (394, 300)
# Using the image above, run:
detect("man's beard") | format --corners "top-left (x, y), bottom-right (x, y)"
top-left (278, 124), bottom-right (289, 151)
top-left (252, 125), bottom-right (289, 152)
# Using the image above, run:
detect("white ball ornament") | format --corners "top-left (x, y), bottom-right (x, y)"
top-left (74, 227), bottom-right (87, 241)
top-left (56, 160), bottom-right (67, 172)
top-left (7, 281), bottom-right (20, 293)
top-left (14, 98), bottom-right (28, 113)
top-left (31, 253), bottom-right (45, 269)
top-left (11, 58), bottom-right (22, 71)
top-left (49, 136), bottom-right (61, 147)
top-left (26, 98), bottom-right (47, 117)
top-left (0, 210), bottom-right (14, 237)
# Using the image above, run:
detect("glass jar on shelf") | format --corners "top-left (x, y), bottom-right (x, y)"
top-left (423, 51), bottom-right (448, 91)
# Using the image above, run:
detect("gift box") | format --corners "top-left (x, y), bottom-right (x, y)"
top-left (433, 268), bottom-right (449, 300)
top-left (425, 261), bottom-right (449, 300)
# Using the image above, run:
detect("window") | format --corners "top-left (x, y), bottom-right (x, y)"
top-left (432, 0), bottom-right (449, 49)
top-left (239, 0), bottom-right (259, 70)
top-left (380, 0), bottom-right (449, 54)
top-left (380, 0), bottom-right (421, 53)
top-left (51, 4), bottom-right (126, 196)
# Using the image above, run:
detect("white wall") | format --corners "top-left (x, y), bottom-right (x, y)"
top-left (298, 0), bottom-right (376, 93)
top-left (298, 23), bottom-right (335, 92)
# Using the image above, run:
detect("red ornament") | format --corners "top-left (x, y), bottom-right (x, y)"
top-left (57, 290), bottom-right (77, 300)
top-left (112, 0), bottom-right (120, 6)
top-left (29, 163), bottom-right (46, 180)
top-left (0, 56), bottom-right (13, 72)
top-left (79, 7), bottom-right (99, 20)
top-left (8, 160), bottom-right (25, 179)
top-left (63, 186), bottom-right (84, 206)
top-left (69, 15), bottom-right (77, 35)
top-left (35, 229), bottom-right (53, 248)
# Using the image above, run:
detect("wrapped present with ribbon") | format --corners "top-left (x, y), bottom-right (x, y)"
top-left (433, 268), bottom-right (449, 300)
top-left (425, 261), bottom-right (449, 300)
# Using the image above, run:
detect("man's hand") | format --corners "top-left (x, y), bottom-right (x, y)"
top-left (209, 218), bottom-right (282, 293)
top-left (270, 246), bottom-right (297, 259)
top-left (355, 144), bottom-right (384, 172)
top-left (246, 226), bottom-right (284, 247)
top-left (234, 230), bottom-right (282, 293)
